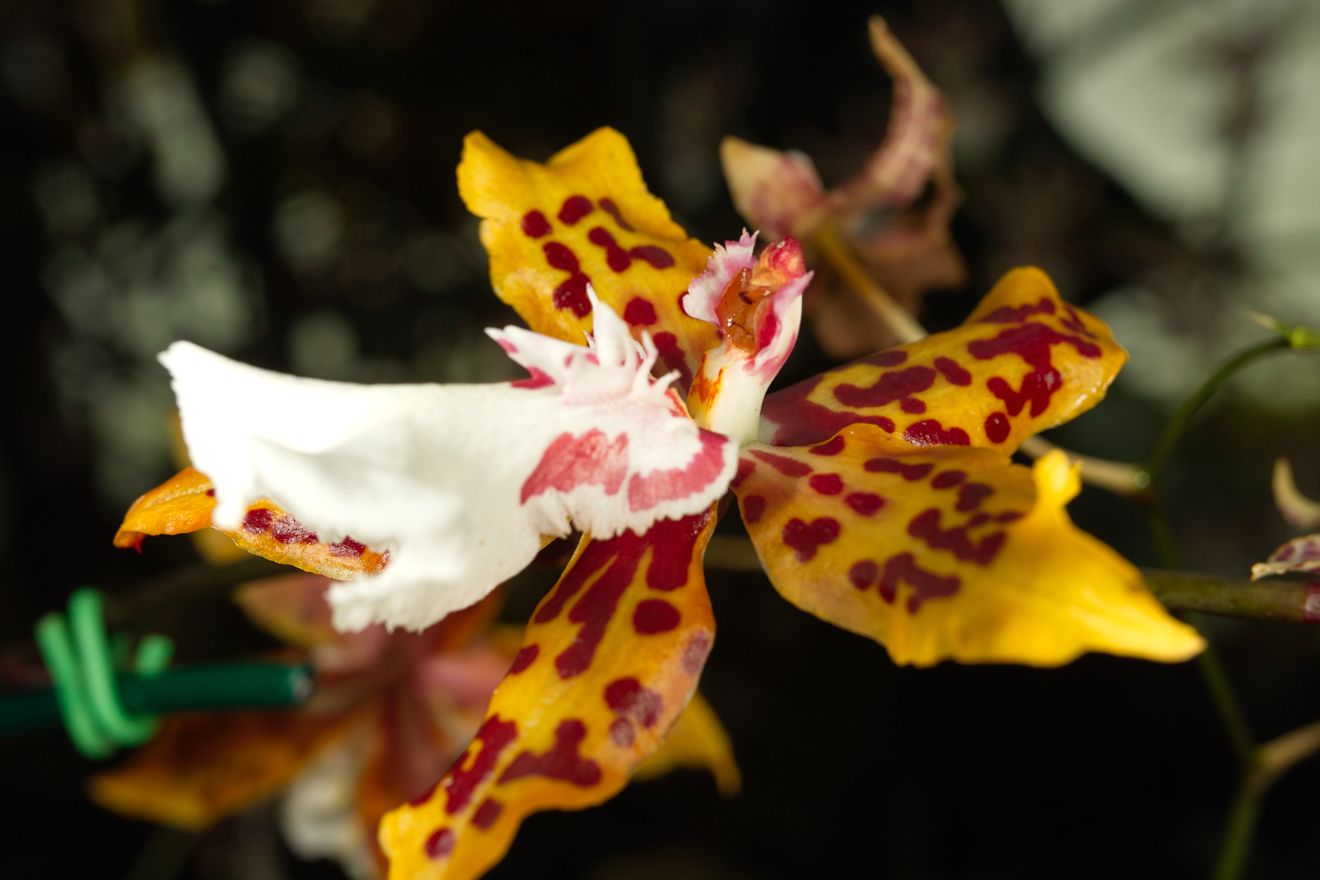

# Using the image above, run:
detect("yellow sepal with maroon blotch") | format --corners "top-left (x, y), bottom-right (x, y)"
top-left (88, 709), bottom-right (360, 830)
top-left (114, 467), bottom-right (388, 580)
top-left (760, 267), bottom-right (1127, 451)
top-left (634, 691), bottom-right (740, 797)
top-left (379, 509), bottom-right (719, 880)
top-left (734, 425), bottom-right (1203, 666)
top-left (458, 128), bottom-right (717, 391)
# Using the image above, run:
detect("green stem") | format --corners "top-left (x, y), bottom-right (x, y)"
top-left (1142, 570), bottom-right (1319, 624)
top-left (1214, 782), bottom-right (1261, 880)
top-left (1195, 641), bottom-right (1258, 770)
top-left (1140, 337), bottom-right (1290, 489)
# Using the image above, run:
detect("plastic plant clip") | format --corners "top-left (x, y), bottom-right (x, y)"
top-left (34, 588), bottom-right (173, 758)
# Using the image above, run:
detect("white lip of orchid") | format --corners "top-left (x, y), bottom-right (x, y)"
top-left (683, 231), bottom-right (812, 445)
top-left (486, 288), bottom-right (679, 407)
top-left (161, 294), bottom-right (737, 633)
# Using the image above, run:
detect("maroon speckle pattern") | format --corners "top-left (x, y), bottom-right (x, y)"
top-left (864, 458), bottom-right (933, 481)
top-left (907, 508), bottom-right (1006, 566)
top-left (610, 718), bottom-right (635, 747)
top-left (532, 513), bottom-right (706, 677)
top-left (558, 195), bottom-right (594, 225)
top-left (521, 210), bottom-right (551, 238)
top-left (242, 508), bottom-right (274, 532)
top-left (651, 332), bottom-right (691, 390)
top-left (844, 492), bottom-right (885, 516)
top-left (633, 598), bottom-right (680, 634)
top-left (834, 365), bottom-right (935, 411)
top-left (604, 677), bottom-right (662, 727)
top-left (933, 356), bottom-right (972, 386)
top-left (508, 645), bottom-right (539, 675)
top-left (425, 828), bottom-right (455, 859)
top-left (978, 297), bottom-right (1056, 324)
top-left (809, 436), bottom-right (845, 456)
top-left (443, 716), bottom-right (518, 815)
top-left (956, 482), bottom-right (994, 511)
top-left (271, 516), bottom-right (318, 544)
top-left (586, 226), bottom-right (674, 272)
top-left (742, 494), bottom-right (766, 523)
top-left (543, 241), bottom-right (578, 271)
top-left (968, 322), bottom-right (1101, 419)
top-left (623, 297), bottom-right (657, 326)
top-left (599, 197), bottom-right (634, 231)
top-left (498, 719), bottom-right (602, 786)
top-left (903, 419), bottom-right (970, 447)
top-left (782, 517), bottom-right (841, 561)
top-left (554, 275), bottom-right (592, 317)
top-left (328, 537), bottom-right (366, 557)
top-left (682, 631), bottom-right (712, 674)
top-left (471, 798), bottom-right (503, 830)
top-left (849, 560), bottom-right (879, 590)
top-left (879, 552), bottom-right (961, 612)
top-left (732, 457), bottom-right (756, 489)
top-left (809, 473), bottom-right (843, 495)
top-left (761, 372), bottom-right (896, 446)
top-left (931, 470), bottom-right (967, 490)
top-left (984, 412), bottom-right (1011, 444)
top-left (749, 449), bottom-right (812, 478)
top-left (630, 245), bottom-right (676, 269)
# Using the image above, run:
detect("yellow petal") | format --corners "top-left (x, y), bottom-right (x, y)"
top-left (735, 426), bottom-right (1203, 666)
top-left (115, 467), bottom-right (388, 581)
top-left (89, 710), bottom-right (360, 830)
top-left (458, 128), bottom-right (717, 391)
top-left (634, 691), bottom-right (740, 796)
top-left (379, 509), bottom-right (718, 880)
top-left (761, 267), bottom-right (1127, 450)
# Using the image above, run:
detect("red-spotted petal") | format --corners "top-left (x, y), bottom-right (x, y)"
top-left (734, 425), bottom-right (1203, 666)
top-left (378, 509), bottom-right (718, 880)
top-left (760, 267), bottom-right (1126, 450)
top-left (458, 128), bottom-right (717, 392)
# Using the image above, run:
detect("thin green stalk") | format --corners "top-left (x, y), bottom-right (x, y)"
top-left (1194, 640), bottom-right (1258, 770)
top-left (1140, 337), bottom-right (1290, 489)
top-left (1214, 783), bottom-right (1261, 880)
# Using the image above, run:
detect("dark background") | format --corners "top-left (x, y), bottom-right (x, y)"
top-left (2, 0), bottom-right (1318, 877)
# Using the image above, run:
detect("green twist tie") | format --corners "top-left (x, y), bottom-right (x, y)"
top-left (34, 588), bottom-right (174, 759)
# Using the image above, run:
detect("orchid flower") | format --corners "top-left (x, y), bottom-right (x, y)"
top-left (89, 574), bottom-right (736, 878)
top-left (116, 126), bottom-right (1203, 879)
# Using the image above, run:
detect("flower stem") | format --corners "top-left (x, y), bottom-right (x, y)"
top-left (1214, 718), bottom-right (1320, 880)
top-left (1215, 784), bottom-right (1261, 880)
top-left (705, 535), bottom-right (1320, 624)
top-left (1019, 436), bottom-right (1146, 497)
top-left (1142, 570), bottom-right (1320, 625)
top-left (809, 221), bottom-right (926, 345)
top-left (1139, 336), bottom-right (1290, 489)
